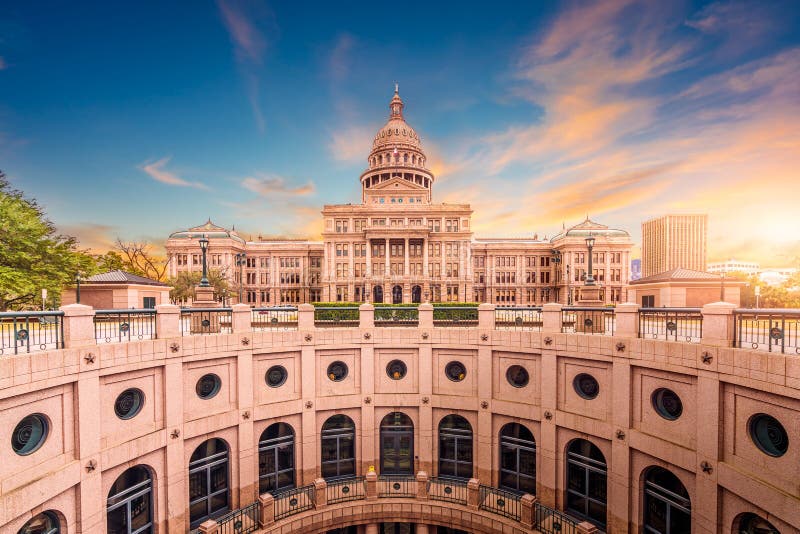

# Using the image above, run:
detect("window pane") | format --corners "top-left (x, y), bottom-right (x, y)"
top-left (321, 462), bottom-right (338, 479)
top-left (189, 472), bottom-right (207, 500)
top-left (671, 508), bottom-right (691, 534)
top-left (210, 491), bottom-right (228, 514)
top-left (107, 507), bottom-right (128, 534)
top-left (500, 470), bottom-right (517, 489)
top-left (567, 492), bottom-right (586, 514)
top-left (190, 500), bottom-right (207, 524)
top-left (130, 493), bottom-right (151, 531)
top-left (277, 445), bottom-right (294, 470)
top-left (588, 499), bottom-right (607, 525)
top-left (439, 460), bottom-right (456, 478)
top-left (260, 451), bottom-right (276, 475)
top-left (210, 464), bottom-right (228, 492)
top-left (440, 438), bottom-right (456, 460)
top-left (567, 466), bottom-right (586, 493)
top-left (500, 447), bottom-right (517, 470)
top-left (456, 441), bottom-right (472, 462)
top-left (588, 470), bottom-right (606, 500)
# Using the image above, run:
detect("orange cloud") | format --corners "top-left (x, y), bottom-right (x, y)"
top-left (241, 175), bottom-right (315, 196)
top-left (139, 157), bottom-right (209, 190)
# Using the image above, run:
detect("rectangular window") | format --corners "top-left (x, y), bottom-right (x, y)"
top-left (142, 296), bottom-right (156, 309)
top-left (310, 256), bottom-right (322, 268)
top-left (642, 295), bottom-right (655, 307)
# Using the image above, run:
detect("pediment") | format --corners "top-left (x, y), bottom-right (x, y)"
top-left (369, 176), bottom-right (428, 191)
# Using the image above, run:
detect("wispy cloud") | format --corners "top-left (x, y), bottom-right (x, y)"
top-left (241, 174), bottom-right (315, 197)
top-left (139, 157), bottom-right (209, 190)
top-left (0, 57), bottom-right (6, 70)
top-left (58, 222), bottom-right (117, 251)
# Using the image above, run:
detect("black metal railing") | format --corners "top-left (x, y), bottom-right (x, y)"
top-left (274, 484), bottom-right (315, 520)
top-left (251, 306), bottom-right (298, 331)
top-left (427, 477), bottom-right (468, 505)
top-left (561, 307), bottom-right (614, 335)
top-left (94, 309), bottom-right (157, 343)
top-left (495, 307), bottom-right (543, 331)
top-left (216, 501), bottom-right (259, 534)
top-left (326, 476), bottom-right (366, 504)
top-left (433, 307), bottom-right (479, 327)
top-left (378, 474), bottom-right (416, 498)
top-left (735, 309), bottom-right (800, 354)
top-left (639, 308), bottom-right (702, 343)
top-left (535, 502), bottom-right (579, 534)
top-left (374, 306), bottom-right (419, 327)
top-left (314, 307), bottom-right (360, 328)
top-left (479, 485), bottom-right (522, 521)
top-left (180, 308), bottom-right (233, 336)
top-left (0, 311), bottom-right (64, 355)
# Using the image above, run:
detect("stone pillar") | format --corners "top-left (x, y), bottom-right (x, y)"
top-left (365, 470), bottom-right (378, 501)
top-left (297, 303), bottom-right (315, 330)
top-left (359, 303), bottom-right (375, 329)
top-left (478, 303), bottom-right (495, 330)
top-left (693, 372), bottom-right (721, 534)
top-left (541, 302), bottom-right (563, 333)
top-left (313, 478), bottom-right (327, 508)
top-left (155, 304), bottom-right (181, 338)
top-left (576, 521), bottom-right (600, 534)
top-left (416, 471), bottom-right (429, 500)
top-left (700, 302), bottom-right (736, 347)
top-left (404, 237), bottom-right (410, 278)
top-left (258, 493), bottom-right (275, 527)
top-left (520, 494), bottom-right (536, 529)
top-left (423, 238), bottom-right (429, 277)
top-left (614, 302), bottom-right (639, 338)
top-left (416, 524), bottom-right (430, 534)
top-left (385, 238), bottom-right (390, 275)
top-left (198, 519), bottom-right (219, 534)
top-left (366, 524), bottom-right (379, 534)
top-left (467, 478), bottom-right (480, 510)
top-left (231, 303), bottom-right (252, 333)
top-left (366, 239), bottom-right (372, 277)
top-left (60, 303), bottom-right (96, 348)
top-left (75, 344), bottom-right (103, 532)
top-left (418, 303), bottom-right (434, 330)
top-left (164, 356), bottom-right (186, 532)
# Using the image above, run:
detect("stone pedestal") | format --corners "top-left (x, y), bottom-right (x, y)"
top-left (191, 285), bottom-right (221, 333)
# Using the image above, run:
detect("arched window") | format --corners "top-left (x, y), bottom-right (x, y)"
top-left (379, 154), bottom-right (383, 164)
top-left (735, 512), bottom-right (780, 534)
top-left (403, 153), bottom-right (408, 163)
top-left (411, 285), bottom-right (422, 304)
top-left (258, 423), bottom-right (295, 494)
top-left (566, 439), bottom-right (607, 528)
top-left (438, 415), bottom-right (473, 480)
top-left (412, 155), bottom-right (417, 165)
top-left (189, 438), bottom-right (229, 528)
top-left (380, 412), bottom-right (414, 474)
top-left (321, 415), bottom-right (356, 480)
top-left (107, 466), bottom-right (153, 534)
top-left (499, 423), bottom-right (536, 494)
top-left (644, 467), bottom-right (691, 534)
top-left (17, 512), bottom-right (60, 534)
top-left (392, 285), bottom-right (403, 304)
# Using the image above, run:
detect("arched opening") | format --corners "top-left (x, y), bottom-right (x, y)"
top-left (566, 439), bottom-right (607, 528)
top-left (438, 415), bottom-right (473, 480)
top-left (644, 466), bottom-right (691, 534)
top-left (392, 285), bottom-right (403, 304)
top-left (373, 285), bottom-right (384, 304)
top-left (411, 285), bottom-right (422, 304)
top-left (499, 423), bottom-right (536, 494)
top-left (258, 423), bottom-right (295, 494)
top-left (734, 512), bottom-right (780, 534)
top-left (107, 465), bottom-right (153, 534)
top-left (17, 511), bottom-right (60, 534)
top-left (189, 438), bottom-right (230, 528)
top-left (321, 415), bottom-right (356, 480)
top-left (380, 412), bottom-right (414, 474)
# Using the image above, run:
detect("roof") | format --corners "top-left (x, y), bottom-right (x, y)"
top-left (631, 268), bottom-right (722, 284)
top-left (168, 219), bottom-right (246, 244)
top-left (85, 270), bottom-right (170, 286)
top-left (550, 217), bottom-right (630, 242)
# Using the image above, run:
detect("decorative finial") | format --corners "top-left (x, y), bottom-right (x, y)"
top-left (394, 82), bottom-right (399, 94)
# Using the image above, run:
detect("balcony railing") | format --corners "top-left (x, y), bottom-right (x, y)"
top-left (314, 307), bottom-right (360, 328)
top-left (251, 306), bottom-right (298, 331)
top-left (561, 307), bottom-right (615, 335)
top-left (273, 484), bottom-right (315, 520)
top-left (374, 306), bottom-right (419, 327)
top-left (479, 485), bottom-right (522, 521)
top-left (378, 474), bottom-right (416, 497)
top-left (326, 476), bottom-right (365, 504)
top-left (734, 309), bottom-right (800, 354)
top-left (535, 502), bottom-right (579, 534)
top-left (180, 308), bottom-right (233, 336)
top-left (495, 307), bottom-right (543, 331)
top-left (428, 477), bottom-right (468, 505)
top-left (433, 307), bottom-right (479, 327)
top-left (94, 309), bottom-right (157, 343)
top-left (0, 311), bottom-right (64, 355)
top-left (639, 308), bottom-right (702, 343)
top-left (216, 501), bottom-right (259, 534)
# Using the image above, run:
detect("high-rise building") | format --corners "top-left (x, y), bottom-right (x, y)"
top-left (641, 214), bottom-right (707, 277)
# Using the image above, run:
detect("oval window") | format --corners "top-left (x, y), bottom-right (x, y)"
top-left (748, 413), bottom-right (789, 457)
top-left (445, 361), bottom-right (467, 382)
top-left (12, 414), bottom-right (49, 456)
top-left (114, 388), bottom-right (144, 420)
top-left (651, 388), bottom-right (683, 420)
top-left (506, 365), bottom-right (529, 388)
top-left (196, 374), bottom-right (222, 399)
top-left (573, 373), bottom-right (600, 400)
top-left (327, 361), bottom-right (348, 382)
top-left (386, 360), bottom-right (407, 380)
top-left (265, 365), bottom-right (288, 388)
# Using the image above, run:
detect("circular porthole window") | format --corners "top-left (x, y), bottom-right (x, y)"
top-left (506, 365), bottom-right (529, 388)
top-left (651, 388), bottom-right (683, 420)
top-left (327, 361), bottom-right (348, 382)
top-left (573, 373), bottom-right (600, 400)
top-left (265, 366), bottom-right (288, 388)
top-left (114, 388), bottom-right (144, 420)
top-left (386, 360), bottom-right (407, 380)
top-left (12, 413), bottom-right (49, 456)
top-left (748, 413), bottom-right (789, 457)
top-left (445, 361), bottom-right (467, 382)
top-left (196, 374), bottom-right (222, 399)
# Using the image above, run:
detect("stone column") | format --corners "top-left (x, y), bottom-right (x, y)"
top-left (365, 470), bottom-right (378, 501)
top-left (231, 303), bottom-right (252, 333)
top-left (404, 237), bottom-right (410, 278)
top-left (520, 494), bottom-right (537, 529)
top-left (313, 478), bottom-right (327, 508)
top-left (693, 371), bottom-right (721, 534)
top-left (478, 303), bottom-right (495, 330)
top-left (423, 238), bottom-right (429, 277)
top-left (385, 238), bottom-right (390, 276)
top-left (538, 304), bottom-right (559, 507)
top-left (164, 352), bottom-right (186, 532)
top-left (60, 303), bottom-right (96, 348)
top-left (366, 524), bottom-right (379, 534)
top-left (366, 239), bottom-right (372, 277)
top-left (359, 303), bottom-right (374, 329)
top-left (198, 520), bottom-right (219, 534)
top-left (155, 304), bottom-right (181, 338)
top-left (416, 471), bottom-right (429, 500)
top-left (467, 478), bottom-right (480, 510)
top-left (417, 312), bottom-right (434, 473)
top-left (258, 493), bottom-right (275, 527)
top-left (700, 302), bottom-right (736, 347)
top-left (416, 525), bottom-right (430, 534)
top-left (541, 302), bottom-right (563, 333)
top-left (297, 303), bottom-right (315, 330)
top-left (614, 302), bottom-right (639, 338)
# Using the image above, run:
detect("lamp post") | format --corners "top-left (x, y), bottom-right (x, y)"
top-left (198, 234), bottom-right (210, 288)
top-left (720, 272), bottom-right (725, 302)
top-left (235, 252), bottom-right (247, 304)
top-left (551, 249), bottom-right (562, 303)
top-left (75, 273), bottom-right (82, 303)
top-left (585, 234), bottom-right (596, 286)
top-left (566, 264), bottom-right (572, 305)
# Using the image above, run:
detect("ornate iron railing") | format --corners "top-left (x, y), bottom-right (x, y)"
top-left (180, 308), bottom-right (233, 336)
top-left (374, 306), bottom-right (419, 327)
top-left (479, 485), bottom-right (522, 521)
top-left (94, 309), bottom-right (157, 343)
top-left (326, 476), bottom-right (365, 504)
top-left (251, 307), bottom-right (298, 331)
top-left (535, 502), bottom-right (579, 534)
top-left (0, 311), bottom-right (64, 355)
top-left (427, 477), bottom-right (468, 505)
top-left (273, 484), bottom-right (315, 520)
top-left (433, 307), bottom-right (479, 327)
top-left (378, 474), bottom-right (416, 498)
top-left (561, 307), bottom-right (614, 335)
top-left (314, 307), bottom-right (360, 328)
top-left (734, 309), bottom-right (800, 354)
top-left (495, 307), bottom-right (543, 331)
top-left (216, 501), bottom-right (259, 534)
top-left (639, 308), bottom-right (702, 343)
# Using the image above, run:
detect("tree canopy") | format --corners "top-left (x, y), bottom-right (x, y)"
top-left (167, 269), bottom-right (231, 304)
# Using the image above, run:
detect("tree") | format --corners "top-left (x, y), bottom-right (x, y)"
top-left (0, 171), bottom-right (99, 310)
top-left (167, 269), bottom-right (230, 304)
top-left (112, 239), bottom-right (169, 281)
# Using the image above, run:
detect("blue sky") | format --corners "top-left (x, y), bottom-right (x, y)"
top-left (1, 0), bottom-right (799, 263)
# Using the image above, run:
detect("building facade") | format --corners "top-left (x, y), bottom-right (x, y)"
top-left (641, 214), bottom-right (707, 278)
top-left (166, 89), bottom-right (633, 306)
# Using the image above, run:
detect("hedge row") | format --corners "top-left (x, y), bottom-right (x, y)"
top-left (311, 302), bottom-right (479, 322)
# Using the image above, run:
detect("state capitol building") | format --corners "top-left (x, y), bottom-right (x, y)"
top-left (166, 88), bottom-right (633, 306)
